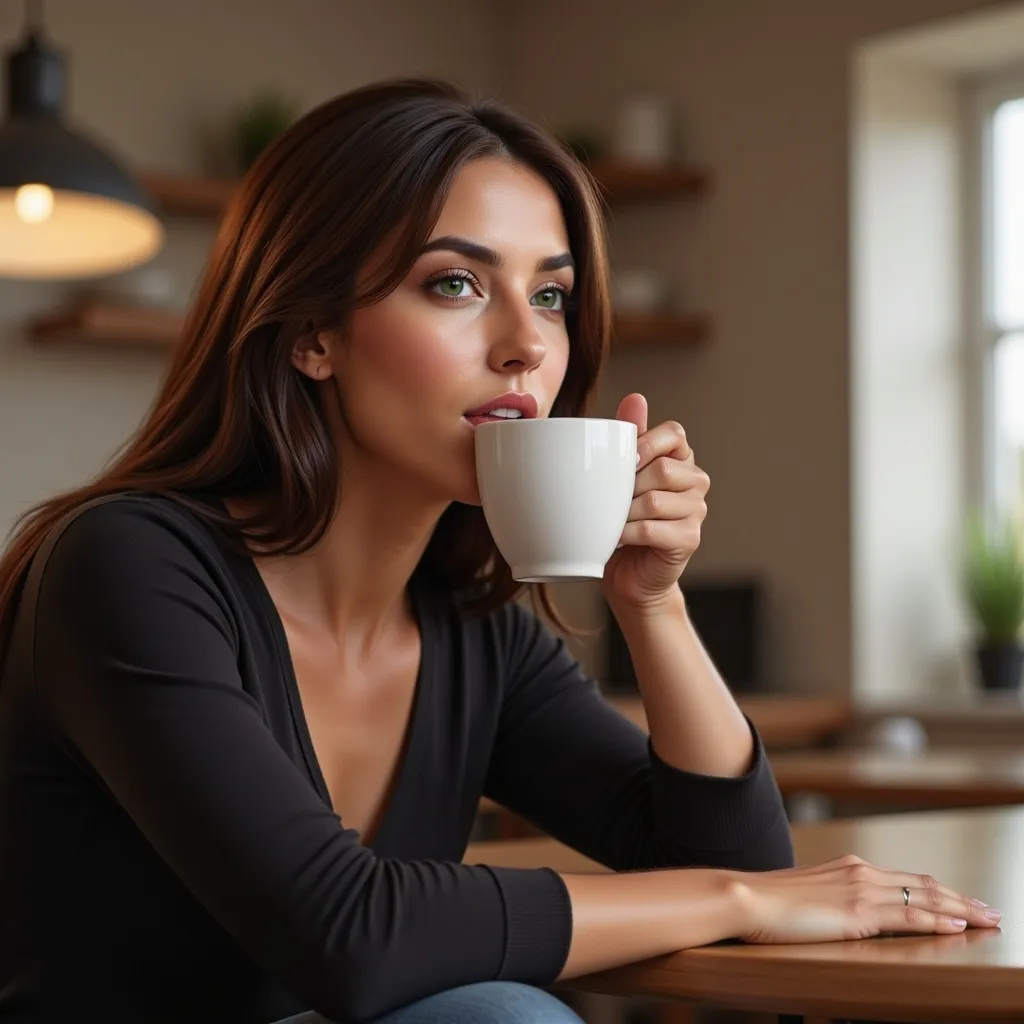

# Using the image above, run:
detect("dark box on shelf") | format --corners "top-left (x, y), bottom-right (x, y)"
top-left (604, 576), bottom-right (764, 694)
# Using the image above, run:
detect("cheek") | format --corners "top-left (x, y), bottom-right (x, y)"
top-left (345, 300), bottom-right (476, 405)
top-left (542, 337), bottom-right (572, 408)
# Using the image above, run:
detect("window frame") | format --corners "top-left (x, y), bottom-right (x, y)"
top-left (967, 66), bottom-right (1024, 523)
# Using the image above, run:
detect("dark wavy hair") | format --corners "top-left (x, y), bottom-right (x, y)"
top-left (0, 78), bottom-right (611, 658)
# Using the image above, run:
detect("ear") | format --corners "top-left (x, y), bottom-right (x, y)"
top-left (291, 329), bottom-right (338, 381)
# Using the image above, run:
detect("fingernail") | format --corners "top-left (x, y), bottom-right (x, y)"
top-left (951, 918), bottom-right (967, 928)
top-left (985, 908), bottom-right (1002, 922)
top-left (636, 452), bottom-right (641, 467)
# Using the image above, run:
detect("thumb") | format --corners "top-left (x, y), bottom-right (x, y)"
top-left (615, 392), bottom-right (648, 436)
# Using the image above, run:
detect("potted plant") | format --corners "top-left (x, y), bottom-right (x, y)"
top-left (963, 515), bottom-right (1024, 690)
top-left (233, 92), bottom-right (299, 173)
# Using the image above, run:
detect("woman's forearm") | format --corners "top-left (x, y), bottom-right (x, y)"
top-left (610, 587), bottom-right (753, 778)
top-left (556, 867), bottom-right (744, 979)
top-left (556, 852), bottom-right (1001, 978)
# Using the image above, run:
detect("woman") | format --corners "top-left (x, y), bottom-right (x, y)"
top-left (0, 80), bottom-right (998, 1024)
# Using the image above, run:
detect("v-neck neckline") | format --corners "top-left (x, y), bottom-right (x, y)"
top-left (239, 554), bottom-right (432, 853)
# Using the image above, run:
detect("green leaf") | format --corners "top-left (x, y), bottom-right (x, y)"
top-left (963, 512), bottom-right (1024, 641)
top-left (234, 92), bottom-right (300, 172)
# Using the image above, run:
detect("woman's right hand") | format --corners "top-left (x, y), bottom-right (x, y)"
top-left (729, 854), bottom-right (1002, 944)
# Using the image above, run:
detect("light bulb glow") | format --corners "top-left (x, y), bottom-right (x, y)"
top-left (0, 189), bottom-right (164, 278)
top-left (15, 184), bottom-right (55, 224)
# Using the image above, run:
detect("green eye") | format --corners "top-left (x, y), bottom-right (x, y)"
top-left (433, 277), bottom-right (471, 298)
top-left (532, 288), bottom-right (564, 310)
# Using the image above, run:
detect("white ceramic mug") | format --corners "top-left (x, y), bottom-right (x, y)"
top-left (474, 418), bottom-right (638, 582)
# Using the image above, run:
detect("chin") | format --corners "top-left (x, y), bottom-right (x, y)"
top-left (446, 438), bottom-right (483, 506)
top-left (414, 461), bottom-right (481, 508)
top-left (452, 474), bottom-right (483, 507)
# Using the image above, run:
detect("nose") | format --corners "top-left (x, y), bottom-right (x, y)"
top-left (487, 297), bottom-right (546, 376)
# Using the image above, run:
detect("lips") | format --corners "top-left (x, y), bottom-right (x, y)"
top-left (464, 392), bottom-right (539, 426)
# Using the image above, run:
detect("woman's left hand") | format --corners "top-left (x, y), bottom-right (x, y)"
top-left (602, 393), bottom-right (710, 611)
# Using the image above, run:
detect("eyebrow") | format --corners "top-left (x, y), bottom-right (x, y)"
top-left (421, 235), bottom-right (575, 273)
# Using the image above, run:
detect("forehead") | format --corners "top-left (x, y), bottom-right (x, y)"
top-left (431, 157), bottom-right (570, 254)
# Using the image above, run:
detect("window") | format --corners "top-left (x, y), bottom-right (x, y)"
top-left (977, 76), bottom-right (1024, 530)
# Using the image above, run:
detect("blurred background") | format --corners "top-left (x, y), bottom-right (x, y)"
top-left (3, 0), bottom-right (1022, 706)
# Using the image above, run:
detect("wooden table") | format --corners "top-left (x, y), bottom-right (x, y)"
top-left (465, 806), bottom-right (1024, 1022)
top-left (770, 749), bottom-right (1024, 808)
top-left (853, 692), bottom-right (1024, 748)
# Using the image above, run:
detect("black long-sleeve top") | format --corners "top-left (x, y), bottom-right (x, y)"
top-left (0, 494), bottom-right (793, 1023)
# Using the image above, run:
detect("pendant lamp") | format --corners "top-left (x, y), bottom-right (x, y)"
top-left (0, 1), bottom-right (163, 279)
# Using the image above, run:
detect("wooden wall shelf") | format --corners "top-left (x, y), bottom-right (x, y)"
top-left (28, 302), bottom-right (709, 351)
top-left (589, 161), bottom-right (709, 203)
top-left (138, 172), bottom-right (238, 219)
top-left (29, 301), bottom-right (184, 347)
top-left (138, 161), bottom-right (709, 220)
top-left (613, 313), bottom-right (708, 348)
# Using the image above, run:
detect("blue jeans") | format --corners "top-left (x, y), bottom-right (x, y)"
top-left (273, 981), bottom-right (585, 1023)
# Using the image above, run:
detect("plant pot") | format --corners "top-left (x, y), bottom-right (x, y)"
top-left (975, 641), bottom-right (1024, 690)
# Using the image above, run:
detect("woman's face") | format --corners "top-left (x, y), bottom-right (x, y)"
top-left (318, 156), bottom-right (574, 507)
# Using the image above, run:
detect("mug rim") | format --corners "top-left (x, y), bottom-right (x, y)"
top-left (472, 417), bottom-right (636, 430)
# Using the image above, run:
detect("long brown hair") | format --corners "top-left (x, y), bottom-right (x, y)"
top-left (0, 78), bottom-right (611, 657)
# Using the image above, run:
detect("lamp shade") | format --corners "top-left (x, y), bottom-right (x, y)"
top-left (0, 25), bottom-right (163, 279)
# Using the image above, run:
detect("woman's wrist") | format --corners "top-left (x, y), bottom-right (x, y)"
top-left (607, 581), bottom-right (688, 626)
top-left (697, 869), bottom-right (757, 941)
top-left (660, 867), bottom-right (756, 947)
top-left (712, 870), bottom-right (761, 941)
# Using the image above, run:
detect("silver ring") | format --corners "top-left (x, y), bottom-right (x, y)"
top-left (903, 886), bottom-right (911, 907)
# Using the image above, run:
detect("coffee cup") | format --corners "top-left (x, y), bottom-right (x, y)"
top-left (474, 417), bottom-right (638, 582)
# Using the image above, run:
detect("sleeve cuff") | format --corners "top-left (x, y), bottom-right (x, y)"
top-left (649, 716), bottom-right (787, 852)
top-left (484, 866), bottom-right (573, 984)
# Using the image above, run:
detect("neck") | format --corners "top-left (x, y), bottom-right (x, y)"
top-left (233, 385), bottom-right (459, 647)
top-left (239, 469), bottom-right (448, 650)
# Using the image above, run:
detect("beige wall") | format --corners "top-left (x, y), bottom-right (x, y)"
top-left (0, 0), bottom-right (504, 533)
top-left (852, 53), bottom-right (969, 698)
top-left (504, 0), bottom-right (1006, 693)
